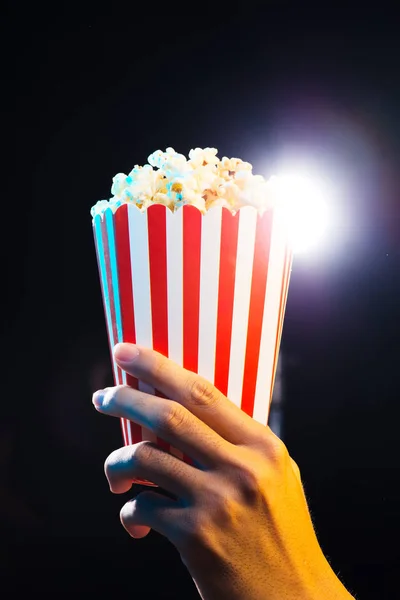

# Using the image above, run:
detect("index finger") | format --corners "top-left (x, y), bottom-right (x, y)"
top-left (113, 343), bottom-right (267, 446)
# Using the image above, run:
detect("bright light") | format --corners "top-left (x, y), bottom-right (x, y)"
top-left (270, 173), bottom-right (331, 254)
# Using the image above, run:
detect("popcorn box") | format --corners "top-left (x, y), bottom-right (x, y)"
top-left (93, 202), bottom-right (292, 485)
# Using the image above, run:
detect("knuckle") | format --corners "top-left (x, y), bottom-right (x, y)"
top-left (158, 402), bottom-right (187, 435)
top-left (256, 427), bottom-right (289, 467)
top-left (224, 451), bottom-right (267, 502)
top-left (208, 490), bottom-right (238, 529)
top-left (290, 457), bottom-right (301, 480)
top-left (104, 447), bottom-right (122, 476)
top-left (179, 511), bottom-right (210, 552)
top-left (189, 377), bottom-right (220, 409)
top-left (236, 464), bottom-right (264, 501)
top-left (119, 507), bottom-right (130, 529)
top-left (132, 441), bottom-right (156, 468)
top-left (102, 385), bottom-right (126, 410)
top-left (129, 490), bottom-right (149, 516)
top-left (268, 436), bottom-right (289, 466)
top-left (120, 497), bottom-right (147, 531)
top-left (105, 442), bottom-right (156, 478)
top-left (132, 492), bottom-right (145, 513)
top-left (256, 426), bottom-right (275, 447)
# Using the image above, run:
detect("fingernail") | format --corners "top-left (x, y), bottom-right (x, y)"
top-left (114, 343), bottom-right (140, 363)
top-left (92, 390), bottom-right (104, 408)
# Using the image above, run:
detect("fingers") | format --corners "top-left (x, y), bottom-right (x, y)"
top-left (122, 523), bottom-right (151, 539)
top-left (113, 343), bottom-right (267, 446)
top-left (120, 490), bottom-right (181, 540)
top-left (94, 385), bottom-right (229, 468)
top-left (105, 441), bottom-right (204, 499)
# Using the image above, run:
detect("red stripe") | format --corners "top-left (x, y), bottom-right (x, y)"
top-left (241, 210), bottom-right (274, 417)
top-left (269, 246), bottom-right (291, 403)
top-left (115, 204), bottom-right (136, 345)
top-left (115, 204), bottom-right (142, 446)
top-left (182, 206), bottom-right (202, 373)
top-left (181, 206), bottom-right (201, 468)
top-left (214, 209), bottom-right (240, 396)
top-left (157, 438), bottom-right (171, 452)
top-left (183, 454), bottom-right (194, 466)
top-left (147, 205), bottom-right (169, 356)
top-left (101, 213), bottom-right (128, 445)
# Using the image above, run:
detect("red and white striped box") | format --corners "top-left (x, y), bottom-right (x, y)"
top-left (93, 203), bottom-right (292, 485)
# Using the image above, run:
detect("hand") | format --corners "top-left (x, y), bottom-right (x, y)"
top-left (92, 343), bottom-right (355, 600)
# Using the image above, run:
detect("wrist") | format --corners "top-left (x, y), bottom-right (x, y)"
top-left (190, 556), bottom-right (355, 600)
top-left (305, 555), bottom-right (355, 600)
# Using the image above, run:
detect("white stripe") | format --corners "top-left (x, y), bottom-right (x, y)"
top-left (198, 207), bottom-right (222, 382)
top-left (253, 209), bottom-right (288, 425)
top-left (120, 360), bottom-right (131, 445)
top-left (126, 419), bottom-right (133, 445)
top-left (128, 205), bottom-right (153, 348)
top-left (166, 208), bottom-right (183, 366)
top-left (227, 208), bottom-right (257, 407)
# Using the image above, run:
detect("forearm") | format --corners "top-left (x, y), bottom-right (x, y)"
top-left (306, 555), bottom-right (355, 600)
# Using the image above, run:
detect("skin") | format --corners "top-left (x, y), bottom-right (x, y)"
top-left (92, 343), bottom-right (355, 600)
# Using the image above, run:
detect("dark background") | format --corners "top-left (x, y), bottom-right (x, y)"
top-left (2, 3), bottom-right (400, 598)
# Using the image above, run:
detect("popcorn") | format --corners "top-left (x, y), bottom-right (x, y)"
top-left (188, 147), bottom-right (219, 168)
top-left (220, 156), bottom-right (253, 178)
top-left (111, 173), bottom-right (130, 196)
top-left (91, 148), bottom-right (275, 217)
top-left (219, 180), bottom-right (241, 208)
top-left (149, 147), bottom-right (190, 177)
top-left (147, 150), bottom-right (165, 169)
top-left (90, 199), bottom-right (111, 218)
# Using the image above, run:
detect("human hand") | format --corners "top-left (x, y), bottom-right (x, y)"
top-left (92, 343), bottom-right (354, 600)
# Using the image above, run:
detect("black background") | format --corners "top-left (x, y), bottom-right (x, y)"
top-left (2, 2), bottom-right (400, 598)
